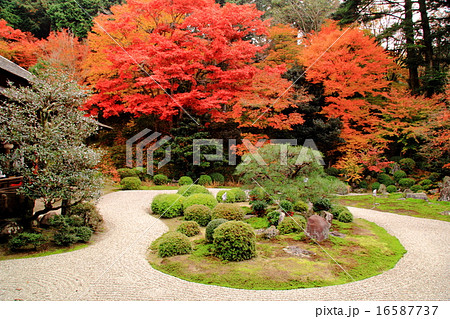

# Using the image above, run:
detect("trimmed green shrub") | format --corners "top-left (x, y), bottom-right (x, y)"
top-left (337, 210), bottom-right (353, 223)
top-left (267, 210), bottom-right (281, 226)
top-left (178, 176), bottom-right (194, 186)
top-left (205, 218), bottom-right (228, 242)
top-left (69, 202), bottom-right (103, 231)
top-left (8, 232), bottom-right (44, 251)
top-left (393, 170), bottom-right (407, 181)
top-left (279, 200), bottom-right (294, 214)
top-left (229, 188), bottom-right (247, 202)
top-left (198, 174), bottom-right (212, 186)
top-left (213, 221), bottom-right (256, 261)
top-left (370, 182), bottom-right (380, 191)
top-left (216, 190), bottom-right (236, 203)
top-left (251, 200), bottom-right (267, 216)
top-left (74, 227), bottom-right (93, 242)
top-left (399, 178), bottom-right (415, 188)
top-left (386, 185), bottom-right (397, 193)
top-left (120, 176), bottom-right (141, 190)
top-left (183, 193), bottom-right (218, 211)
top-left (293, 200), bottom-right (308, 213)
top-left (399, 158), bottom-right (416, 172)
top-left (357, 181), bottom-right (368, 189)
top-left (313, 198), bottom-right (332, 212)
top-left (211, 203), bottom-right (245, 221)
top-left (277, 216), bottom-right (306, 234)
top-left (209, 172), bottom-right (225, 184)
top-left (151, 194), bottom-right (185, 218)
top-left (157, 231), bottom-right (192, 257)
top-left (134, 167), bottom-right (150, 181)
top-left (419, 179), bottom-right (432, 190)
top-left (377, 173), bottom-right (395, 186)
top-left (177, 221), bottom-right (200, 237)
top-left (153, 174), bottom-right (169, 185)
top-left (54, 230), bottom-right (79, 246)
top-left (117, 168), bottom-right (138, 179)
top-left (410, 185), bottom-right (423, 193)
top-left (177, 185), bottom-right (210, 197)
top-left (330, 205), bottom-right (347, 219)
top-left (184, 204), bottom-right (211, 227)
top-left (429, 172), bottom-right (441, 183)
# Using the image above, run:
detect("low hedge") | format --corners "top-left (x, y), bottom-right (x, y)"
top-left (178, 176), bottom-right (194, 186)
top-left (153, 174), bottom-right (169, 185)
top-left (211, 203), bottom-right (245, 221)
top-left (209, 172), bottom-right (225, 184)
top-left (117, 168), bottom-right (138, 179)
top-left (8, 232), bottom-right (44, 251)
top-left (198, 174), bottom-right (212, 186)
top-left (151, 194), bottom-right (185, 218)
top-left (277, 216), bottom-right (306, 234)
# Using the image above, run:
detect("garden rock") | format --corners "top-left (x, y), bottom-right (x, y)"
top-left (378, 184), bottom-right (387, 194)
top-left (330, 231), bottom-right (346, 238)
top-left (244, 214), bottom-right (256, 220)
top-left (439, 211), bottom-right (450, 216)
top-left (0, 221), bottom-right (23, 239)
top-left (39, 211), bottom-right (60, 226)
top-left (323, 211), bottom-right (333, 224)
top-left (283, 246), bottom-right (315, 258)
top-left (439, 178), bottom-right (450, 202)
top-left (263, 226), bottom-right (279, 239)
top-left (405, 193), bottom-right (428, 201)
top-left (305, 215), bottom-right (330, 242)
top-left (277, 211), bottom-right (285, 225)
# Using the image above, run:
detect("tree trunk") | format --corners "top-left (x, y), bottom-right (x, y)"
top-left (404, 0), bottom-right (420, 94)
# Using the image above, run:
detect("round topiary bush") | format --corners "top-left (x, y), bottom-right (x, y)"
top-left (205, 218), bottom-right (228, 242)
top-left (337, 210), bottom-right (353, 223)
top-left (213, 221), bottom-right (256, 261)
top-left (157, 231), bottom-right (192, 257)
top-left (216, 189), bottom-right (236, 203)
top-left (120, 177), bottom-right (142, 190)
top-left (151, 194), bottom-right (185, 218)
top-left (117, 168), bottom-right (138, 179)
top-left (153, 174), bottom-right (169, 185)
top-left (228, 188), bottom-right (247, 202)
top-left (429, 172), bottom-right (441, 183)
top-left (312, 198), bottom-right (332, 212)
top-left (211, 203), bottom-right (245, 221)
top-left (198, 174), bottom-right (212, 186)
top-left (370, 182), bottom-right (381, 191)
top-left (277, 216), bottom-right (306, 234)
top-left (393, 170), bottom-right (407, 181)
top-left (410, 185), bottom-right (423, 193)
top-left (377, 173), bottom-right (395, 186)
top-left (209, 172), bottom-right (225, 184)
top-left (357, 181), bottom-right (368, 189)
top-left (386, 185), bottom-right (397, 193)
top-left (399, 158), bottom-right (416, 173)
top-left (419, 179), bottom-right (432, 190)
top-left (183, 193), bottom-right (218, 211)
top-left (399, 178), bottom-right (415, 188)
top-left (177, 185), bottom-right (210, 197)
top-left (178, 176), bottom-right (194, 186)
top-left (184, 204), bottom-right (212, 227)
top-left (177, 221), bottom-right (200, 237)
top-left (279, 200), bottom-right (294, 214)
top-left (293, 200), bottom-right (308, 213)
top-left (330, 205), bottom-right (347, 219)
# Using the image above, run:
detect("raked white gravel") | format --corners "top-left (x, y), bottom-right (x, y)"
top-left (0, 189), bottom-right (449, 301)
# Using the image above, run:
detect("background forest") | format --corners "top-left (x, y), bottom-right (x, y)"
top-left (0, 0), bottom-right (448, 187)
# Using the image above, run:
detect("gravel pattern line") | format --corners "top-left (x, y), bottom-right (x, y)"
top-left (0, 190), bottom-right (448, 301)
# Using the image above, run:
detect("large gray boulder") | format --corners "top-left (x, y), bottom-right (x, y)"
top-left (305, 215), bottom-right (330, 242)
top-left (439, 177), bottom-right (450, 202)
top-left (39, 211), bottom-right (60, 226)
top-left (405, 193), bottom-right (428, 201)
top-left (263, 226), bottom-right (280, 239)
top-left (0, 221), bottom-right (23, 239)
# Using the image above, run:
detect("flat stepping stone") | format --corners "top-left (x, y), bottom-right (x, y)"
top-left (283, 246), bottom-right (315, 258)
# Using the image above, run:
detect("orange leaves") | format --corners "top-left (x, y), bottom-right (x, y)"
top-left (0, 19), bottom-right (39, 68)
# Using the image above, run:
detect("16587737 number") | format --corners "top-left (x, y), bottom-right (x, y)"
top-left (376, 306), bottom-right (438, 316)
